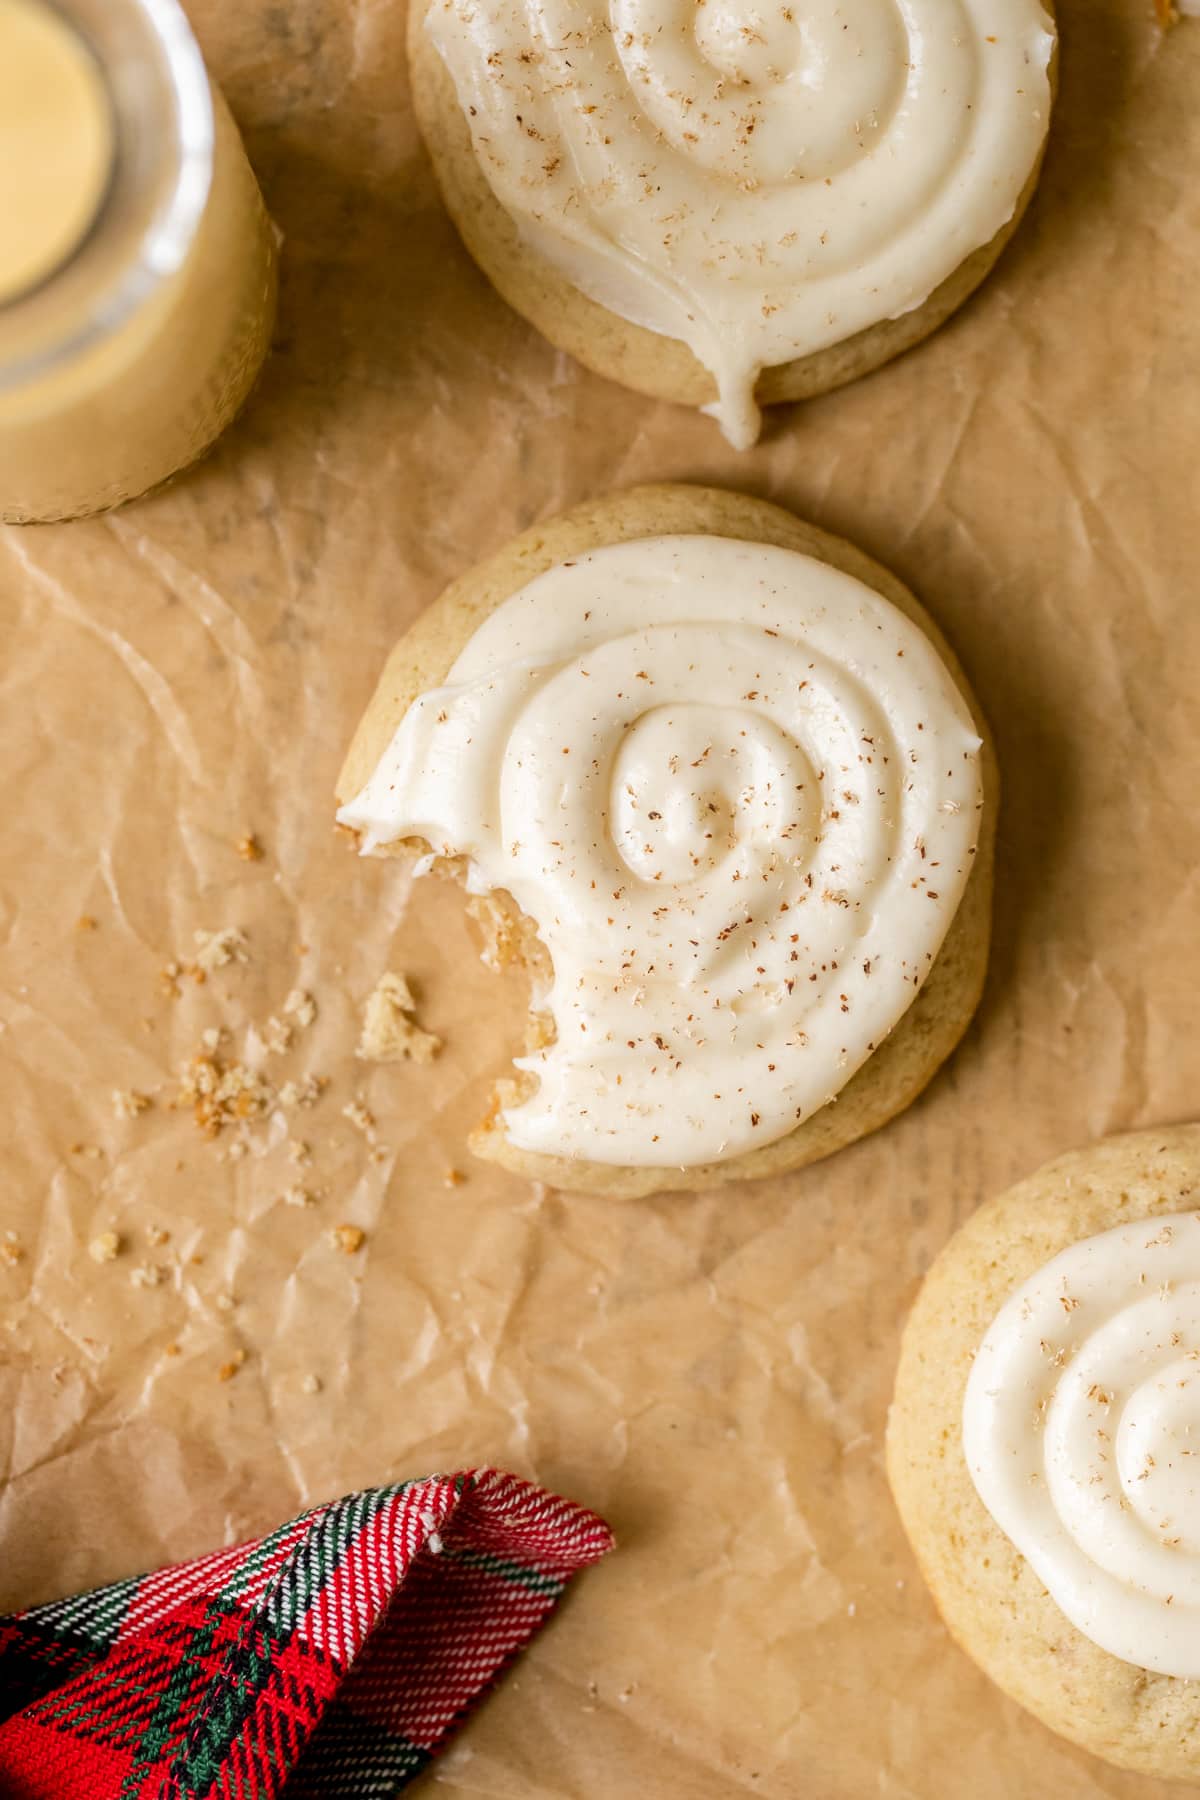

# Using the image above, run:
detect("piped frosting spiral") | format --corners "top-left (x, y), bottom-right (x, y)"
top-left (339, 534), bottom-right (982, 1169)
top-left (426, 0), bottom-right (1055, 446)
top-left (964, 1212), bottom-right (1200, 1676)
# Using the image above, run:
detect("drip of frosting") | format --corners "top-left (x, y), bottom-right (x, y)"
top-left (964, 1212), bottom-right (1200, 1676)
top-left (339, 535), bottom-right (982, 1168)
top-left (426, 0), bottom-right (1054, 448)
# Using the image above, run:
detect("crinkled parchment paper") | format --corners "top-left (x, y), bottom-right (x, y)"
top-left (2, 4), bottom-right (1199, 1795)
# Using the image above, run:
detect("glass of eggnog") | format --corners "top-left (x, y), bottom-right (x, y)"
top-left (0, 0), bottom-right (278, 522)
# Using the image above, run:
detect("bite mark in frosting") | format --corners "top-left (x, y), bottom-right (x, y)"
top-left (427, 0), bottom-right (1055, 447)
top-left (339, 535), bottom-right (982, 1168)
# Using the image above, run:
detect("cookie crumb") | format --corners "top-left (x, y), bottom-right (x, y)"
top-left (2, 1233), bottom-right (24, 1266)
top-left (201, 1026), bottom-right (225, 1054)
top-left (218, 1348), bottom-right (246, 1381)
top-left (178, 1053), bottom-right (273, 1137)
top-left (236, 834), bottom-right (264, 862)
top-left (71, 1143), bottom-right (104, 1160)
top-left (221, 1139), bottom-right (249, 1164)
top-left (89, 1231), bottom-right (121, 1264)
top-left (260, 1015), bottom-right (294, 1056)
top-left (130, 1263), bottom-right (167, 1289)
top-left (193, 928), bottom-right (249, 975)
top-left (76, 914), bottom-right (98, 932)
top-left (443, 1167), bottom-right (466, 1188)
top-left (278, 1075), bottom-right (327, 1110)
top-left (113, 1089), bottom-right (152, 1121)
top-left (283, 988), bottom-right (318, 1029)
top-left (356, 972), bottom-right (441, 1065)
top-left (288, 1140), bottom-right (312, 1168)
top-left (163, 1342), bottom-right (181, 1358)
top-left (281, 1184), bottom-right (314, 1208)
top-left (330, 1224), bottom-right (365, 1255)
top-left (342, 1099), bottom-right (375, 1135)
top-left (301, 1372), bottom-right (322, 1395)
top-left (146, 1225), bottom-right (171, 1248)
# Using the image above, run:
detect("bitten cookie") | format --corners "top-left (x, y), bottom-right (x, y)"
top-left (337, 483), bottom-right (995, 1198)
top-left (888, 1125), bottom-right (1200, 1781)
top-left (410, 0), bottom-right (1056, 448)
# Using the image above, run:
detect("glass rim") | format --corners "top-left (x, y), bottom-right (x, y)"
top-left (0, 0), bottom-right (214, 393)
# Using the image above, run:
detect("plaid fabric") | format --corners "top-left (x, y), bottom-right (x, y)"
top-left (0, 1469), bottom-right (613, 1799)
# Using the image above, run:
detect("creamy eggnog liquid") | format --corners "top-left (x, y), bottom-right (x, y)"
top-left (0, 0), bottom-right (113, 303)
top-left (0, 0), bottom-right (277, 523)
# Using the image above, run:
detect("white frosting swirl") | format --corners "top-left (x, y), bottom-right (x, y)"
top-left (427, 0), bottom-right (1055, 447)
top-left (964, 1213), bottom-right (1200, 1676)
top-left (339, 535), bottom-right (981, 1168)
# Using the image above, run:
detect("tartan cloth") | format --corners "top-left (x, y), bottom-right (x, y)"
top-left (0, 1469), bottom-right (613, 1799)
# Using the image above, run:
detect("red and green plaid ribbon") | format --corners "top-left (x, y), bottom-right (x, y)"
top-left (0, 1469), bottom-right (613, 1798)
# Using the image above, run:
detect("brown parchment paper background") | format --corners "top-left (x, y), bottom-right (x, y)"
top-left (1, 3), bottom-right (1198, 1795)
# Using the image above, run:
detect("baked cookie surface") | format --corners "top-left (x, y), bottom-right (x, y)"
top-left (409, 0), bottom-right (1057, 446)
top-left (337, 484), bottom-right (995, 1197)
top-left (888, 1125), bottom-right (1200, 1781)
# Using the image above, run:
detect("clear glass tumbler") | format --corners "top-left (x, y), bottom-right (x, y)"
top-left (0, 0), bottom-right (278, 523)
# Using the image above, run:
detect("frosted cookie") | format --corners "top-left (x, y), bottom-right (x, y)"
top-left (411, 0), bottom-right (1056, 448)
top-left (888, 1126), bottom-right (1200, 1781)
top-left (337, 485), bottom-right (993, 1197)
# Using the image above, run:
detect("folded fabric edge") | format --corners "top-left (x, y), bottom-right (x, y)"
top-left (168, 1468), bottom-right (614, 1793)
